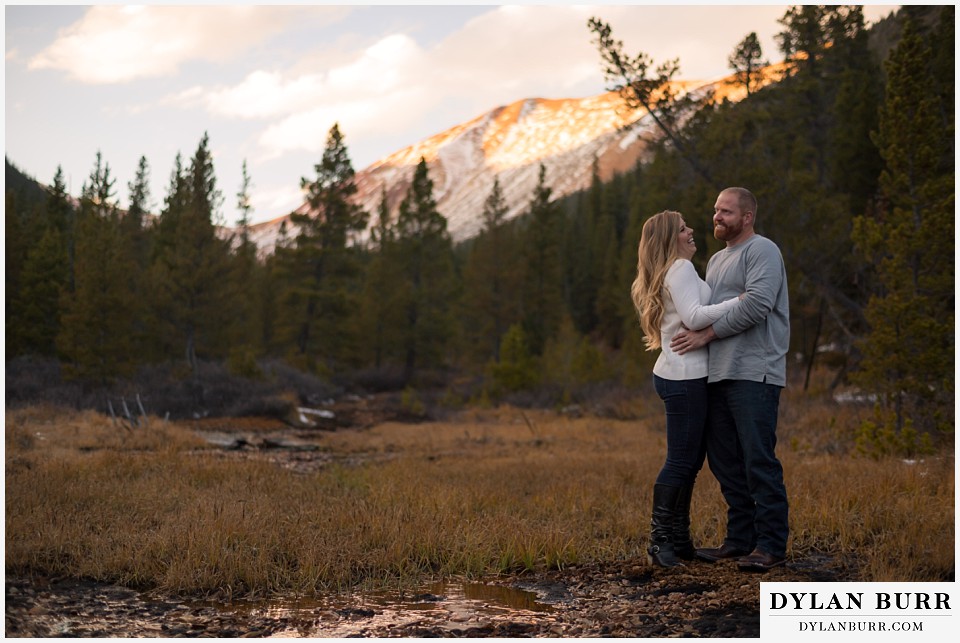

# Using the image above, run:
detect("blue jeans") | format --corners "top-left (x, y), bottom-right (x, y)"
top-left (706, 380), bottom-right (789, 557)
top-left (653, 375), bottom-right (708, 488)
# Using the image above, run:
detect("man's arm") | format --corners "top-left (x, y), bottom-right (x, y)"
top-left (711, 240), bottom-right (783, 338)
top-left (671, 240), bottom-right (783, 354)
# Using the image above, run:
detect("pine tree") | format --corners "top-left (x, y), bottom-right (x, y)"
top-left (150, 133), bottom-right (236, 378)
top-left (520, 164), bottom-right (564, 355)
top-left (589, 172), bottom-right (631, 347)
top-left (117, 155), bottom-right (153, 360)
top-left (228, 159), bottom-right (265, 363)
top-left (488, 323), bottom-right (538, 394)
top-left (123, 155), bottom-right (152, 267)
top-left (151, 152), bottom-right (188, 261)
top-left (851, 16), bottom-right (954, 441)
top-left (728, 32), bottom-right (767, 96)
top-left (277, 124), bottom-right (368, 373)
top-left (58, 153), bottom-right (137, 385)
top-left (776, 5), bottom-right (822, 67)
top-left (588, 16), bottom-right (717, 188)
top-left (929, 7), bottom-right (955, 161)
top-left (360, 188), bottom-right (404, 369)
top-left (236, 160), bottom-right (254, 244)
top-left (394, 158), bottom-right (458, 380)
top-left (11, 227), bottom-right (68, 356)
top-left (594, 212), bottom-right (625, 347)
top-left (461, 177), bottom-right (521, 364)
top-left (8, 166), bottom-right (74, 356)
top-left (44, 166), bottom-right (74, 237)
top-left (566, 162), bottom-right (601, 335)
top-left (5, 190), bottom-right (26, 339)
top-left (826, 7), bottom-right (883, 216)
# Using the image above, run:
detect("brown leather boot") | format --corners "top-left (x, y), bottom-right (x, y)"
top-left (695, 542), bottom-right (751, 562)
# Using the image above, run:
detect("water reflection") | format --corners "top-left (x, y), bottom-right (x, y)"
top-left (8, 577), bottom-right (556, 638)
top-left (208, 580), bottom-right (553, 637)
top-left (425, 580), bottom-right (553, 612)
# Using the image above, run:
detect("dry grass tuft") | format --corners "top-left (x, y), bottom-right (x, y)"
top-left (5, 393), bottom-right (954, 597)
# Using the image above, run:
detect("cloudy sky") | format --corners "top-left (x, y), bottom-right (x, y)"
top-left (5, 3), bottom-right (898, 227)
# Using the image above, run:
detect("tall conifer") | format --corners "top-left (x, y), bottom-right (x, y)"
top-left (521, 164), bottom-right (564, 355)
top-left (58, 154), bottom-right (137, 385)
top-left (229, 159), bottom-right (265, 359)
top-left (394, 158), bottom-right (458, 380)
top-left (360, 188), bottom-right (404, 369)
top-left (123, 155), bottom-right (152, 268)
top-left (11, 228), bottom-right (68, 356)
top-left (566, 162), bottom-right (601, 334)
top-left (9, 167), bottom-right (73, 356)
top-left (150, 134), bottom-right (235, 378)
top-left (851, 16), bottom-right (954, 440)
top-left (461, 177), bottom-right (521, 364)
top-left (277, 124), bottom-right (368, 373)
top-left (728, 32), bottom-right (767, 96)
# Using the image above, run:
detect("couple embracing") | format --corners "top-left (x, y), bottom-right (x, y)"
top-left (631, 187), bottom-right (790, 573)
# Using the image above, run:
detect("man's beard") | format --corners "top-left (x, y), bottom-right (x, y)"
top-left (714, 220), bottom-right (743, 241)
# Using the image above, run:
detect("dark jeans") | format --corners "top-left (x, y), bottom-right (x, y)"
top-left (653, 375), bottom-right (708, 488)
top-left (706, 380), bottom-right (789, 557)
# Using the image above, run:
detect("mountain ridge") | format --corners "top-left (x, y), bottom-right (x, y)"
top-left (246, 90), bottom-right (658, 253)
top-left (7, 70), bottom-right (764, 257)
top-left (245, 70), bottom-right (762, 255)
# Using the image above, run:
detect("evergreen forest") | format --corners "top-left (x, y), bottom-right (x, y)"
top-left (5, 6), bottom-right (954, 456)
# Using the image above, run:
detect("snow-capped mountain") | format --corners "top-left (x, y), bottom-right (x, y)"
top-left (245, 73), bottom-right (758, 255)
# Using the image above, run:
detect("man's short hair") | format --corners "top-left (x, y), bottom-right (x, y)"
top-left (723, 187), bottom-right (758, 217)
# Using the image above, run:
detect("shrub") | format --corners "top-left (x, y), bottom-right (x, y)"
top-left (226, 345), bottom-right (264, 380)
top-left (855, 411), bottom-right (935, 459)
top-left (487, 324), bottom-right (539, 395)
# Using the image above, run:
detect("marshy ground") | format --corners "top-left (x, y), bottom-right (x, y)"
top-left (5, 388), bottom-right (954, 637)
top-left (6, 554), bottom-right (834, 637)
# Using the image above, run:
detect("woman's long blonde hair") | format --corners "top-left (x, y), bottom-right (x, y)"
top-left (630, 210), bottom-right (683, 351)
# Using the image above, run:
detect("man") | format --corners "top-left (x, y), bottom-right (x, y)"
top-left (670, 187), bottom-right (790, 572)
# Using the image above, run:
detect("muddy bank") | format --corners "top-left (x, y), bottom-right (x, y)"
top-left (6, 551), bottom-right (851, 638)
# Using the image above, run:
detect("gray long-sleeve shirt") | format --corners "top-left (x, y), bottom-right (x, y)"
top-left (706, 234), bottom-right (790, 387)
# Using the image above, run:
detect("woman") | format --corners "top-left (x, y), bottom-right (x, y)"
top-left (631, 210), bottom-right (742, 567)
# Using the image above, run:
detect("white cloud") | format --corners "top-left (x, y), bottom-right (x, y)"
top-left (142, 5), bottom-right (899, 172)
top-left (201, 71), bottom-right (328, 120)
top-left (429, 5), bottom-right (602, 94)
top-left (242, 5), bottom-right (776, 160)
top-left (170, 32), bottom-right (426, 124)
top-left (181, 33), bottom-right (434, 157)
top-left (250, 183), bottom-right (305, 219)
top-left (160, 5), bottom-right (629, 161)
top-left (27, 5), bottom-right (337, 84)
top-left (257, 87), bottom-right (429, 159)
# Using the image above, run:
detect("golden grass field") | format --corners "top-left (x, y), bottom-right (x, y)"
top-left (5, 380), bottom-right (955, 598)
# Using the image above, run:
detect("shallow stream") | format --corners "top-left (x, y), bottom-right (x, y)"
top-left (6, 576), bottom-right (561, 638)
top-left (210, 580), bottom-right (556, 637)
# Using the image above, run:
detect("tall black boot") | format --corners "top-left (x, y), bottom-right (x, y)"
top-left (648, 484), bottom-right (684, 568)
top-left (673, 484), bottom-right (696, 560)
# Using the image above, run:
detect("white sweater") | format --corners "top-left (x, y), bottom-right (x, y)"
top-left (653, 259), bottom-right (740, 381)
